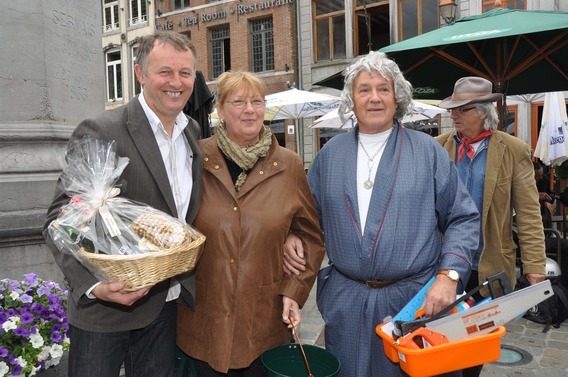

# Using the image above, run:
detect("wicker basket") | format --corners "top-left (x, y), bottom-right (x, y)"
top-left (78, 232), bottom-right (205, 291)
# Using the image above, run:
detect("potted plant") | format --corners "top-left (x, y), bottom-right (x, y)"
top-left (0, 274), bottom-right (69, 376)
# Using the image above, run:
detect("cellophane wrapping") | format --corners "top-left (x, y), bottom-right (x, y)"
top-left (47, 137), bottom-right (203, 282)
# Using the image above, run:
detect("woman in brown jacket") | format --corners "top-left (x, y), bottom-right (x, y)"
top-left (177, 71), bottom-right (326, 376)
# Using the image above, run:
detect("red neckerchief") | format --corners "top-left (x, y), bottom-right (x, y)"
top-left (457, 130), bottom-right (494, 162)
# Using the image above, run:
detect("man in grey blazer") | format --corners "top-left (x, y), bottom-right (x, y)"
top-left (43, 31), bottom-right (203, 377)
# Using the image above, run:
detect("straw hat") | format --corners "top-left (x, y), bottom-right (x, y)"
top-left (438, 77), bottom-right (503, 109)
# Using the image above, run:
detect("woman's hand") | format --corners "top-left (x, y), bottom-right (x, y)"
top-left (282, 296), bottom-right (301, 328)
top-left (283, 233), bottom-right (306, 275)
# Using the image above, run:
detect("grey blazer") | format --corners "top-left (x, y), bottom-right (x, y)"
top-left (43, 96), bottom-right (204, 332)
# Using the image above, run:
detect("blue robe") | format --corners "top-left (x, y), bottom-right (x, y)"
top-left (308, 124), bottom-right (479, 377)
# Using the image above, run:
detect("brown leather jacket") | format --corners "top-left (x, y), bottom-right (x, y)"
top-left (177, 134), bottom-right (325, 373)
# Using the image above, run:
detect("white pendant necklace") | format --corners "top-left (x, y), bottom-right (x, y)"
top-left (358, 132), bottom-right (391, 190)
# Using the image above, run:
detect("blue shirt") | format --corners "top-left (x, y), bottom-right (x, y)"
top-left (454, 133), bottom-right (489, 270)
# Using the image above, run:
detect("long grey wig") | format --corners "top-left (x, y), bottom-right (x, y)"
top-left (338, 51), bottom-right (414, 125)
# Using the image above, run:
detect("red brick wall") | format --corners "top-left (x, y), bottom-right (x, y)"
top-left (155, 0), bottom-right (297, 95)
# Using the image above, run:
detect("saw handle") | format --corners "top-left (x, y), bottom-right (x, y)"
top-left (396, 327), bottom-right (450, 350)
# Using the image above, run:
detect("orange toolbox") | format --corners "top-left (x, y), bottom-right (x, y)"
top-left (376, 323), bottom-right (506, 377)
top-left (374, 273), bottom-right (553, 376)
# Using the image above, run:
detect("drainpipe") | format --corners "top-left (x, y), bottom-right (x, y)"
top-left (296, 0), bottom-right (304, 162)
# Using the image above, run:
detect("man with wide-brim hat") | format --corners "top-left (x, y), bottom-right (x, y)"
top-left (436, 76), bottom-right (546, 377)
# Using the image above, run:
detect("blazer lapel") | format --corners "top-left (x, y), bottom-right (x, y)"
top-left (343, 128), bottom-right (362, 234)
top-left (363, 124), bottom-right (402, 258)
top-left (482, 132), bottom-right (506, 227)
top-left (125, 99), bottom-right (178, 217)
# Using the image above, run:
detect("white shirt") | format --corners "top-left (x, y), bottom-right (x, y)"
top-left (139, 90), bottom-right (193, 301)
top-left (87, 92), bottom-right (194, 301)
top-left (357, 128), bottom-right (393, 234)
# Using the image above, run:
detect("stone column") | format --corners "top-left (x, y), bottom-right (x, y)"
top-left (0, 1), bottom-right (103, 281)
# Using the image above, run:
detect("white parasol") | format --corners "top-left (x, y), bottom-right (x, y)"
top-left (310, 100), bottom-right (444, 129)
top-left (534, 92), bottom-right (568, 166)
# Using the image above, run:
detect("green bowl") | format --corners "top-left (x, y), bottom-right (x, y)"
top-left (262, 343), bottom-right (340, 377)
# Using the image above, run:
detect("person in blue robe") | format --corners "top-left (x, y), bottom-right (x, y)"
top-left (285, 51), bottom-right (480, 376)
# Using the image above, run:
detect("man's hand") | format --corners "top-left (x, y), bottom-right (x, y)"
top-left (421, 275), bottom-right (458, 317)
top-left (283, 233), bottom-right (306, 275)
top-left (525, 273), bottom-right (546, 285)
top-left (91, 281), bottom-right (150, 306)
top-left (282, 295), bottom-right (301, 329)
top-left (538, 192), bottom-right (552, 202)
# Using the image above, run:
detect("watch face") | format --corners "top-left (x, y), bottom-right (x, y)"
top-left (448, 270), bottom-right (459, 281)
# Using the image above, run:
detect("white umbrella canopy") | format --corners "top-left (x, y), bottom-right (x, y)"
top-left (264, 88), bottom-right (341, 121)
top-left (310, 100), bottom-right (444, 129)
top-left (208, 88), bottom-right (341, 127)
top-left (534, 92), bottom-right (568, 166)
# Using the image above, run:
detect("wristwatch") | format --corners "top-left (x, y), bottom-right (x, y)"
top-left (437, 269), bottom-right (460, 282)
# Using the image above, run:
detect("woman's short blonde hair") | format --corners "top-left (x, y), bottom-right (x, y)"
top-left (216, 71), bottom-right (266, 107)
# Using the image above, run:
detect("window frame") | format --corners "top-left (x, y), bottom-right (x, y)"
top-left (353, 0), bottom-right (389, 56)
top-left (209, 24), bottom-right (231, 80)
top-left (250, 17), bottom-right (275, 73)
top-left (129, 0), bottom-right (148, 27)
top-left (173, 0), bottom-right (190, 11)
top-left (312, 0), bottom-right (346, 63)
top-left (482, 0), bottom-right (526, 12)
top-left (397, 0), bottom-right (439, 42)
top-left (131, 44), bottom-right (141, 97)
top-left (106, 48), bottom-right (123, 102)
top-left (103, 0), bottom-right (120, 33)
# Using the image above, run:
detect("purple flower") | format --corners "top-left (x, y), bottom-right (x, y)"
top-left (20, 312), bottom-right (34, 324)
top-left (7, 280), bottom-right (22, 294)
top-left (1, 274), bottom-right (69, 375)
top-left (12, 364), bottom-right (23, 375)
top-left (14, 326), bottom-right (31, 337)
top-left (23, 273), bottom-right (39, 287)
top-left (51, 331), bottom-right (63, 343)
top-left (36, 285), bottom-right (51, 297)
top-left (19, 294), bottom-right (33, 304)
top-left (31, 303), bottom-right (45, 314)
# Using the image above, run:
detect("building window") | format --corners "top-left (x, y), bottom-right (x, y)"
top-left (398, 0), bottom-right (438, 41)
top-left (129, 0), bottom-right (148, 27)
top-left (251, 17), bottom-right (274, 73)
top-left (106, 49), bottom-right (122, 102)
top-left (355, 0), bottom-right (390, 55)
top-left (131, 44), bottom-right (141, 97)
top-left (483, 0), bottom-right (525, 11)
top-left (313, 0), bottom-right (346, 62)
top-left (173, 0), bottom-right (190, 10)
top-left (210, 25), bottom-right (231, 80)
top-left (103, 0), bottom-right (120, 32)
top-left (504, 105), bottom-right (518, 136)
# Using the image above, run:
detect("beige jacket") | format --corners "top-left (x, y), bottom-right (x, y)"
top-left (436, 130), bottom-right (546, 293)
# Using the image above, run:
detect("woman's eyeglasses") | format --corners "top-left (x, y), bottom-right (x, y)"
top-left (227, 98), bottom-right (265, 109)
top-left (449, 106), bottom-right (476, 114)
